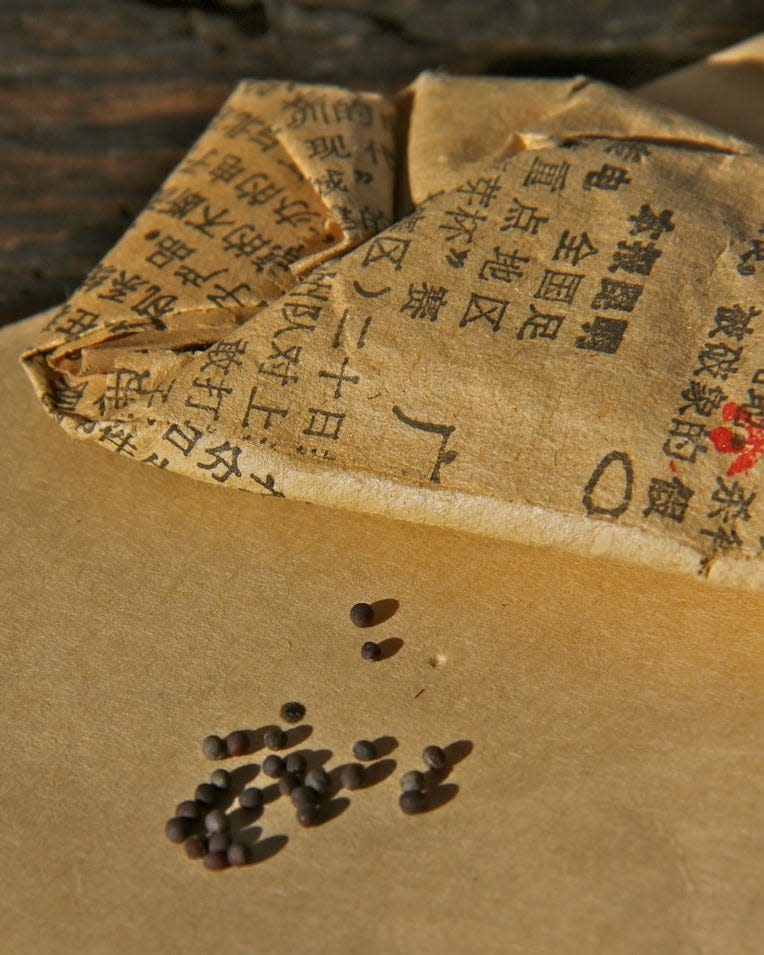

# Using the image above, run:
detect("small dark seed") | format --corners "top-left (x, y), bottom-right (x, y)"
top-left (278, 771), bottom-right (300, 796)
top-left (225, 730), bottom-right (249, 757)
top-left (203, 850), bottom-right (229, 870)
top-left (361, 640), bottom-right (382, 662)
top-left (210, 768), bottom-right (231, 790)
top-left (264, 727), bottom-right (287, 750)
top-left (227, 843), bottom-right (247, 867)
top-left (291, 785), bottom-right (320, 809)
top-left (184, 835), bottom-right (207, 859)
top-left (297, 805), bottom-right (320, 827)
top-left (280, 701), bottom-right (306, 725)
top-left (262, 754), bottom-right (285, 778)
top-left (304, 767), bottom-right (331, 795)
top-left (340, 763), bottom-right (364, 790)
top-left (399, 790), bottom-right (426, 815)
top-left (285, 753), bottom-right (307, 775)
top-left (202, 734), bottom-right (225, 760)
top-left (349, 602), bottom-right (375, 628)
top-left (175, 800), bottom-right (201, 820)
top-left (208, 832), bottom-right (231, 853)
top-left (400, 770), bottom-right (425, 793)
top-left (239, 787), bottom-right (263, 811)
top-left (204, 809), bottom-right (229, 834)
top-left (352, 739), bottom-right (377, 762)
top-left (422, 745), bottom-right (447, 771)
top-left (165, 817), bottom-right (192, 843)
top-left (195, 783), bottom-right (218, 806)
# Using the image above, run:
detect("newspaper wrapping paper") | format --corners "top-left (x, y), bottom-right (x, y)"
top-left (22, 76), bottom-right (764, 589)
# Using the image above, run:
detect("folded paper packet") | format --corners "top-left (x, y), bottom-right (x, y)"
top-left (21, 76), bottom-right (763, 589)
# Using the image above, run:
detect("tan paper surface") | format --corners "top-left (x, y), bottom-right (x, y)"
top-left (21, 77), bottom-right (763, 589)
top-left (2, 43), bottom-right (764, 954)
top-left (3, 310), bottom-right (764, 955)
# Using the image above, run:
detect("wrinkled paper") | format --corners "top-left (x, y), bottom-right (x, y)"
top-left (22, 76), bottom-right (764, 588)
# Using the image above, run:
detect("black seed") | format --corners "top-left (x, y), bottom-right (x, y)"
top-left (304, 767), bottom-right (331, 796)
top-left (285, 753), bottom-right (307, 775)
top-left (291, 785), bottom-right (320, 809)
top-left (204, 809), bottom-right (229, 834)
top-left (239, 787), bottom-right (263, 811)
top-left (340, 763), bottom-right (364, 790)
top-left (165, 817), bottom-right (192, 843)
top-left (202, 734), bottom-right (225, 760)
top-left (352, 739), bottom-right (377, 762)
top-left (210, 769), bottom-right (231, 790)
top-left (400, 770), bottom-right (425, 793)
top-left (203, 850), bottom-right (229, 870)
top-left (208, 832), bottom-right (231, 853)
top-left (280, 701), bottom-right (306, 725)
top-left (264, 727), bottom-right (287, 750)
top-left (184, 835), bottom-right (207, 859)
top-left (349, 602), bottom-right (375, 628)
top-left (195, 783), bottom-right (218, 806)
top-left (262, 754), bottom-right (285, 778)
top-left (422, 745), bottom-right (447, 771)
top-left (175, 800), bottom-right (201, 820)
top-left (278, 771), bottom-right (300, 796)
top-left (399, 790), bottom-right (426, 815)
top-left (361, 641), bottom-right (381, 662)
top-left (227, 843), bottom-right (247, 867)
top-left (297, 805), bottom-right (320, 827)
top-left (225, 730), bottom-right (249, 757)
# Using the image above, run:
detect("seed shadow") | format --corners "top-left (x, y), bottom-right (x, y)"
top-left (378, 637), bottom-right (403, 660)
top-left (284, 724), bottom-right (313, 748)
top-left (291, 747), bottom-right (333, 771)
top-left (245, 834), bottom-right (289, 865)
top-left (422, 782), bottom-right (459, 813)
top-left (444, 739), bottom-right (473, 766)
top-left (261, 782), bottom-right (282, 805)
top-left (370, 598), bottom-right (399, 626)
top-left (361, 757), bottom-right (396, 789)
top-left (373, 735), bottom-right (398, 758)
top-left (228, 804), bottom-right (263, 829)
top-left (314, 796), bottom-right (350, 826)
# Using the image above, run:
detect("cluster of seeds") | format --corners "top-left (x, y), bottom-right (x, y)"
top-left (398, 746), bottom-right (448, 814)
top-left (350, 602), bottom-right (383, 662)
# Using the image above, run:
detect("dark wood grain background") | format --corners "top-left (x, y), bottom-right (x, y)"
top-left (2, 0), bottom-right (762, 325)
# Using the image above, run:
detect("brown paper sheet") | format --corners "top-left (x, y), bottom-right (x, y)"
top-left (21, 77), bottom-right (763, 589)
top-left (2, 42), bottom-right (764, 954)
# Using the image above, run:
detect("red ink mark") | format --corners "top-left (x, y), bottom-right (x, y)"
top-left (708, 401), bottom-right (764, 475)
top-left (668, 460), bottom-right (677, 474)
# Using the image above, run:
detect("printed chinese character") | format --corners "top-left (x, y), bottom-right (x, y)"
top-left (145, 234), bottom-right (196, 270)
top-left (628, 204), bottom-right (675, 240)
top-left (604, 142), bottom-right (650, 162)
top-left (708, 303), bottom-right (759, 342)
top-left (582, 164), bottom-right (631, 191)
top-left (98, 270), bottom-right (147, 303)
top-left (158, 187), bottom-right (206, 220)
top-left (459, 293), bottom-right (508, 333)
top-left (197, 441), bottom-right (242, 483)
top-left (234, 172), bottom-right (285, 206)
top-left (707, 477), bottom-right (756, 523)
top-left (553, 230), bottom-right (598, 266)
top-left (700, 524), bottom-right (742, 552)
top-left (607, 240), bottom-right (662, 276)
top-left (163, 421), bottom-right (203, 456)
top-left (259, 341), bottom-right (302, 386)
top-left (643, 476), bottom-right (694, 522)
top-left (439, 206), bottom-right (487, 245)
top-left (662, 418), bottom-right (707, 463)
top-left (694, 341), bottom-right (743, 380)
top-left (185, 377), bottom-right (232, 420)
top-left (273, 197), bottom-right (320, 227)
top-left (522, 156), bottom-right (569, 193)
top-left (575, 316), bottom-right (628, 354)
top-left (131, 285), bottom-right (177, 329)
top-left (318, 356), bottom-right (360, 399)
top-left (200, 339), bottom-right (247, 375)
top-left (590, 278), bottom-right (643, 312)
top-left (186, 203), bottom-right (235, 237)
top-left (456, 175), bottom-right (502, 209)
top-left (209, 153), bottom-right (245, 184)
top-left (516, 304), bottom-right (564, 341)
top-left (362, 236), bottom-right (411, 271)
top-left (500, 197), bottom-right (549, 235)
top-left (400, 282), bottom-right (449, 321)
top-left (98, 424), bottom-right (137, 456)
top-left (305, 135), bottom-right (351, 161)
top-left (312, 168), bottom-right (349, 198)
top-left (79, 263), bottom-right (117, 293)
top-left (242, 386), bottom-right (289, 430)
top-left (678, 380), bottom-right (727, 417)
top-left (534, 269), bottom-right (584, 305)
top-left (479, 247), bottom-right (529, 284)
top-left (736, 226), bottom-right (764, 276)
top-left (303, 409), bottom-right (345, 440)
top-left (46, 305), bottom-right (101, 341)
